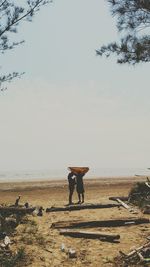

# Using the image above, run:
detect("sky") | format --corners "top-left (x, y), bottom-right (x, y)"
top-left (0, 0), bottom-right (150, 172)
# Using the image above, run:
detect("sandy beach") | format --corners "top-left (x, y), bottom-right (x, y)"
top-left (0, 176), bottom-right (149, 267)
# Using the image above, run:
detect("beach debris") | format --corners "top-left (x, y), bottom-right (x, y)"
top-left (61, 243), bottom-right (65, 252)
top-left (0, 206), bottom-right (36, 216)
top-left (37, 206), bottom-right (44, 216)
top-left (114, 241), bottom-right (150, 266)
top-left (115, 198), bottom-right (138, 214)
top-left (0, 215), bottom-right (17, 230)
top-left (109, 196), bottom-right (129, 201)
top-left (116, 198), bottom-right (132, 210)
top-left (0, 234), bottom-right (12, 249)
top-left (0, 232), bottom-right (7, 239)
top-left (32, 208), bottom-right (38, 216)
top-left (24, 202), bottom-right (29, 208)
top-left (32, 206), bottom-right (44, 216)
top-left (143, 205), bottom-right (150, 214)
top-left (5, 217), bottom-right (17, 228)
top-left (128, 179), bottom-right (150, 209)
top-left (4, 235), bottom-right (12, 249)
top-left (51, 217), bottom-right (149, 229)
top-left (15, 195), bottom-right (21, 207)
top-left (68, 248), bottom-right (77, 258)
top-left (110, 179), bottom-right (150, 213)
top-left (60, 243), bottom-right (77, 258)
top-left (60, 229), bottom-right (120, 242)
top-left (46, 203), bottom-right (121, 212)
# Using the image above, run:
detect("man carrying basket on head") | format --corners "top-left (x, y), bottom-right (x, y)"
top-left (67, 167), bottom-right (89, 205)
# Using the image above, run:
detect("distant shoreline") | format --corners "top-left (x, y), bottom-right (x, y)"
top-left (0, 167), bottom-right (149, 183)
top-left (0, 176), bottom-right (146, 192)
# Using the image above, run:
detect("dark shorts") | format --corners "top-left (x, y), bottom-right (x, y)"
top-left (76, 182), bottom-right (84, 194)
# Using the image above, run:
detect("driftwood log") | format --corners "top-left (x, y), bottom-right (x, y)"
top-left (51, 217), bottom-right (149, 229)
top-left (0, 207), bottom-right (35, 216)
top-left (109, 197), bottom-right (128, 201)
top-left (60, 229), bottom-right (120, 241)
top-left (46, 203), bottom-right (121, 212)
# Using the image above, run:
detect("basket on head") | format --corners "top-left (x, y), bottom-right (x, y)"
top-left (68, 167), bottom-right (89, 175)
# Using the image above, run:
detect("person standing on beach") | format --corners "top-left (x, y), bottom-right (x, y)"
top-left (76, 173), bottom-right (85, 204)
top-left (67, 172), bottom-right (76, 205)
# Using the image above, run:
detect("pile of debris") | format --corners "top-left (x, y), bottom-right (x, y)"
top-left (128, 178), bottom-right (150, 211)
top-left (0, 196), bottom-right (40, 267)
top-left (113, 241), bottom-right (150, 266)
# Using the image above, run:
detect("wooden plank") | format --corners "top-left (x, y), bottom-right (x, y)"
top-left (60, 229), bottom-right (120, 241)
top-left (46, 203), bottom-right (121, 212)
top-left (116, 198), bottom-right (131, 210)
top-left (51, 217), bottom-right (150, 229)
top-left (145, 182), bottom-right (150, 188)
top-left (116, 198), bottom-right (138, 214)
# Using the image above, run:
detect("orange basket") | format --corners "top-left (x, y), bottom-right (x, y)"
top-left (68, 167), bottom-right (89, 175)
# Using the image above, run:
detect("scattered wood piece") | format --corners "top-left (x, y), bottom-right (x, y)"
top-left (109, 197), bottom-right (128, 201)
top-left (45, 248), bottom-right (53, 253)
top-left (142, 205), bottom-right (150, 214)
top-left (46, 203), bottom-right (121, 212)
top-left (145, 182), bottom-right (150, 188)
top-left (127, 242), bottom-right (150, 257)
top-left (119, 250), bottom-right (127, 257)
top-left (136, 250), bottom-right (144, 261)
top-left (117, 242), bottom-right (150, 266)
top-left (15, 195), bottom-right (21, 207)
top-left (115, 198), bottom-right (138, 214)
top-left (51, 217), bottom-right (149, 229)
top-left (116, 198), bottom-right (131, 209)
top-left (60, 229), bottom-right (120, 242)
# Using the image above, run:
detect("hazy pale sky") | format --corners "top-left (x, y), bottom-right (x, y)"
top-left (0, 0), bottom-right (150, 172)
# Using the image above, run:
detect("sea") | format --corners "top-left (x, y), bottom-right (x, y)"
top-left (0, 168), bottom-right (149, 182)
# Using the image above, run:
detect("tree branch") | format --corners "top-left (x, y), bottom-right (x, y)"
top-left (0, 0), bottom-right (48, 37)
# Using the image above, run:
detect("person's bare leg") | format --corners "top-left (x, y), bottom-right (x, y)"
top-left (81, 193), bottom-right (84, 203)
top-left (69, 188), bottom-right (74, 205)
top-left (78, 193), bottom-right (81, 204)
top-left (69, 193), bottom-right (73, 204)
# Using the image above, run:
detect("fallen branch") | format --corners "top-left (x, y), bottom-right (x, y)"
top-left (127, 242), bottom-right (150, 257)
top-left (118, 242), bottom-right (150, 266)
top-left (60, 229), bottom-right (120, 242)
top-left (51, 217), bottom-right (149, 229)
top-left (46, 203), bottom-right (121, 212)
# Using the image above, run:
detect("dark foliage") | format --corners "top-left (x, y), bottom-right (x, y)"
top-left (128, 181), bottom-right (150, 208)
top-left (96, 0), bottom-right (150, 64)
top-left (0, 0), bottom-right (52, 90)
top-left (0, 247), bottom-right (27, 267)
